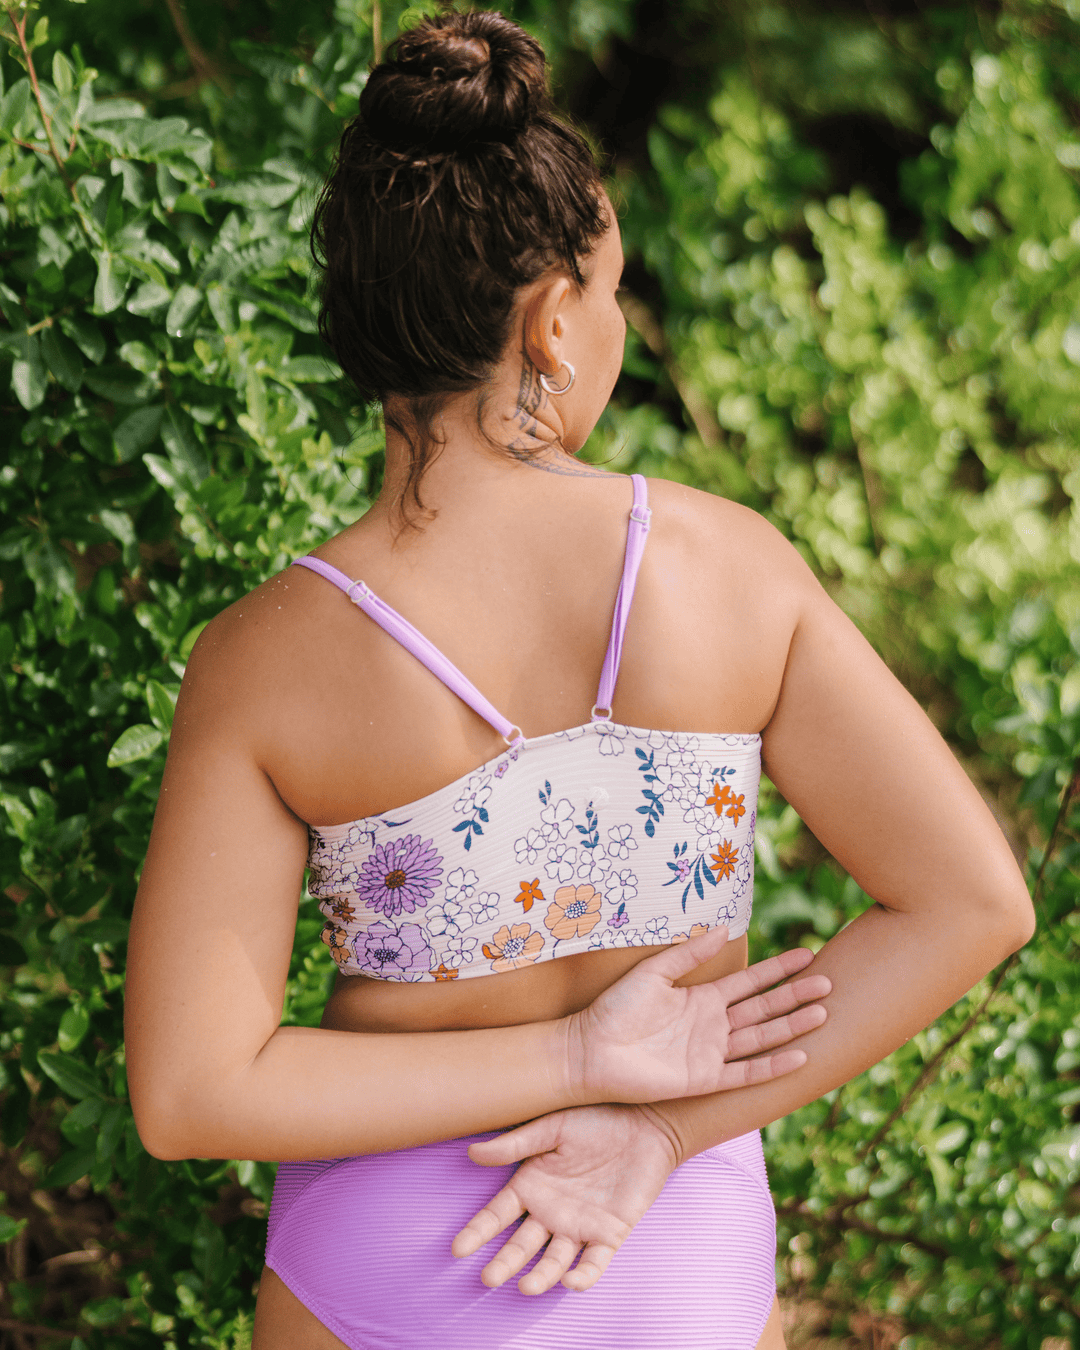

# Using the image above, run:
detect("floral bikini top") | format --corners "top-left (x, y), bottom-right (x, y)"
top-left (293, 474), bottom-right (760, 984)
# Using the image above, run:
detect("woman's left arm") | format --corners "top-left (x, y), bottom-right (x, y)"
top-left (452, 531), bottom-right (1035, 1293)
top-left (635, 558), bottom-right (1035, 1165)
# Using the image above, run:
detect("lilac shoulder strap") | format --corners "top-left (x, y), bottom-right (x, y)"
top-left (289, 556), bottom-right (525, 750)
top-left (592, 473), bottom-right (652, 720)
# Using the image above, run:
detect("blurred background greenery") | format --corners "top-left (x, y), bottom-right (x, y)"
top-left (0, 0), bottom-right (1078, 1345)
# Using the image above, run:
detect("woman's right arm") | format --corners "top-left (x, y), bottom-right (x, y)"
top-left (125, 614), bottom-right (821, 1163)
top-left (124, 615), bottom-right (583, 1162)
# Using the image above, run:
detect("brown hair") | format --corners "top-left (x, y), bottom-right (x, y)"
top-left (310, 9), bottom-right (607, 537)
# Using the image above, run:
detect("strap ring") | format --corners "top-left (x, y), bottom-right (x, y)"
top-left (345, 579), bottom-right (372, 606)
top-left (539, 361), bottom-right (576, 396)
top-left (590, 704), bottom-right (613, 722)
top-left (502, 725), bottom-right (525, 748)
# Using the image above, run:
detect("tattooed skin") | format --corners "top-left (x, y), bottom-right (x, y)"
top-left (505, 351), bottom-right (614, 480)
top-left (513, 349), bottom-right (548, 442)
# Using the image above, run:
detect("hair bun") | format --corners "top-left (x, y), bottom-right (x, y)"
top-left (359, 11), bottom-right (548, 154)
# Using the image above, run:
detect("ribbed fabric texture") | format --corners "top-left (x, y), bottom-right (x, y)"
top-left (265, 1129), bottom-right (776, 1349)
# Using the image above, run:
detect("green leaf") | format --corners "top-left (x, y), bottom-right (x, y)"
top-left (59, 314), bottom-right (106, 364)
top-left (173, 191), bottom-right (210, 221)
top-left (113, 404), bottom-right (164, 461)
top-left (162, 404), bottom-right (209, 483)
top-left (83, 364), bottom-right (155, 405)
top-left (11, 333), bottom-right (46, 410)
top-left (52, 51), bottom-right (75, 97)
top-left (41, 324), bottom-right (84, 393)
top-left (0, 1215), bottom-right (27, 1243)
top-left (166, 283), bottom-right (203, 336)
top-left (58, 1006), bottom-right (91, 1053)
top-left (203, 174), bottom-right (301, 209)
top-left (93, 251), bottom-right (129, 315)
top-left (179, 620), bottom-right (209, 661)
top-left (280, 354), bottom-right (339, 383)
top-left (37, 1052), bottom-right (104, 1101)
top-left (0, 793), bottom-right (34, 841)
top-left (95, 1102), bottom-right (126, 1164)
top-left (81, 1298), bottom-right (126, 1328)
top-left (106, 723), bottom-right (164, 767)
top-left (146, 679), bottom-right (177, 732)
top-left (0, 79), bottom-right (30, 135)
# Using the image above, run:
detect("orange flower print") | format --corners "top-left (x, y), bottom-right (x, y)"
top-left (706, 782), bottom-right (732, 816)
top-left (516, 879), bottom-right (544, 913)
top-left (725, 793), bottom-right (746, 825)
top-left (326, 895), bottom-right (357, 923)
top-left (710, 840), bottom-right (739, 880)
top-left (544, 885), bottom-right (603, 940)
top-left (430, 963), bottom-right (459, 981)
top-left (321, 922), bottom-right (351, 966)
top-left (483, 923), bottom-right (545, 973)
top-left (671, 923), bottom-right (712, 945)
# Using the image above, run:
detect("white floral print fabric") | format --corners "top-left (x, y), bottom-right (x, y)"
top-left (306, 721), bottom-right (761, 982)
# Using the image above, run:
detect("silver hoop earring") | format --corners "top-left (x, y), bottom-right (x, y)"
top-left (539, 361), bottom-right (576, 395)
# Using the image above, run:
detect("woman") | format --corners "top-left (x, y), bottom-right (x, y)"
top-left (123, 11), bottom-right (1035, 1350)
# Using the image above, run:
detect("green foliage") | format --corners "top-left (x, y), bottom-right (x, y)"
top-left (0, 0), bottom-right (1078, 1345)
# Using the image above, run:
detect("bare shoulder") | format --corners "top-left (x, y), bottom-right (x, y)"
top-left (642, 476), bottom-right (819, 594)
top-left (173, 566), bottom-right (333, 740)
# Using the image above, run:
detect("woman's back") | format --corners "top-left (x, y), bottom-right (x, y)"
top-left (187, 458), bottom-right (800, 1034)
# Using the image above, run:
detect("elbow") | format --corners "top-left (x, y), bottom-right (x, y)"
top-left (982, 887), bottom-right (1037, 961)
top-left (128, 1077), bottom-right (221, 1162)
top-left (1003, 897), bottom-right (1037, 952)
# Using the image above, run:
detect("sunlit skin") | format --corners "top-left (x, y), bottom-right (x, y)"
top-left (123, 196), bottom-right (1035, 1350)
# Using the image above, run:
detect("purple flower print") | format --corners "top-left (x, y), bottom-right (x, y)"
top-left (676, 857), bottom-right (691, 882)
top-left (355, 834), bottom-right (443, 918)
top-left (607, 904), bottom-right (629, 929)
top-left (353, 922), bottom-right (434, 980)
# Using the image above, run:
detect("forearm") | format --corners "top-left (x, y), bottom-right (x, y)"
top-left (141, 1016), bottom-right (579, 1161)
top-left (643, 899), bottom-right (1032, 1163)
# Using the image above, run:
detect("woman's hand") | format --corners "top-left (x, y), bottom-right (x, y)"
top-left (564, 925), bottom-right (831, 1105)
top-left (451, 1103), bottom-right (681, 1295)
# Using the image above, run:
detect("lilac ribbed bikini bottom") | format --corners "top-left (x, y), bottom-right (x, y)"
top-left (264, 1126), bottom-right (777, 1350)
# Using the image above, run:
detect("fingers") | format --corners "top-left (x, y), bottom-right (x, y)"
top-left (467, 1114), bottom-right (559, 1167)
top-left (713, 946), bottom-right (818, 1006)
top-left (518, 1236), bottom-right (587, 1295)
top-left (726, 973), bottom-right (833, 1033)
top-left (451, 1187), bottom-right (525, 1259)
top-left (631, 924), bottom-right (730, 984)
top-left (726, 1001), bottom-right (828, 1060)
top-left (561, 1241), bottom-right (617, 1291)
top-left (481, 1216), bottom-right (554, 1288)
top-left (712, 1046), bottom-right (808, 1091)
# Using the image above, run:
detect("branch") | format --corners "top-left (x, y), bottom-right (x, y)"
top-left (0, 1318), bottom-right (77, 1341)
top-left (163, 0), bottom-right (232, 94)
top-left (7, 8), bottom-right (73, 190)
top-left (617, 290), bottom-right (723, 447)
top-left (1029, 754), bottom-right (1080, 914)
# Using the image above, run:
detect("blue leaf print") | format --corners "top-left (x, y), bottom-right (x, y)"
top-left (478, 808), bottom-right (489, 823)
top-left (451, 820), bottom-right (471, 833)
top-left (645, 820), bottom-right (656, 838)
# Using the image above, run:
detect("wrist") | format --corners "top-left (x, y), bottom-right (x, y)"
top-left (635, 1100), bottom-right (692, 1167)
top-left (558, 1009), bottom-right (604, 1108)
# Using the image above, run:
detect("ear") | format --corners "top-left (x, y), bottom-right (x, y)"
top-left (521, 273), bottom-right (572, 380)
